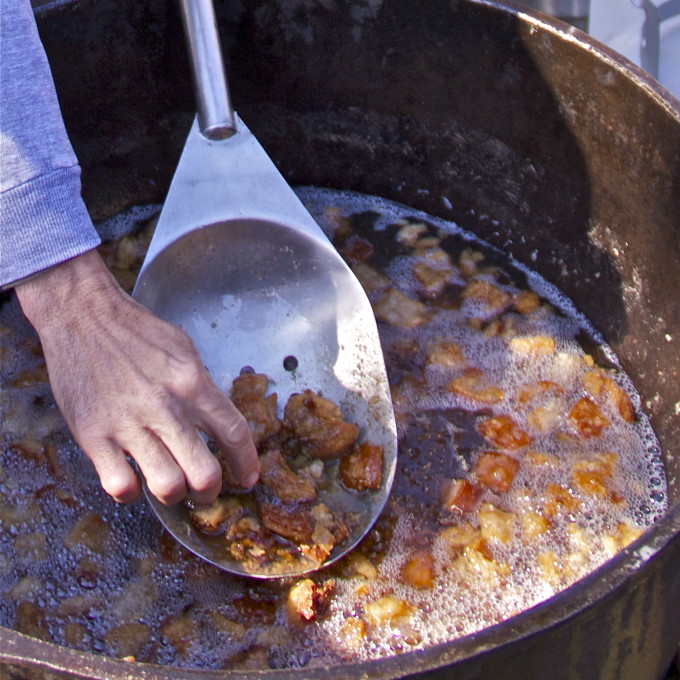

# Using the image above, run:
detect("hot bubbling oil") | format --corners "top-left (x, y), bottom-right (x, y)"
top-left (0, 189), bottom-right (668, 670)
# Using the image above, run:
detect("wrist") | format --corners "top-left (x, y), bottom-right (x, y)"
top-left (15, 249), bottom-right (119, 333)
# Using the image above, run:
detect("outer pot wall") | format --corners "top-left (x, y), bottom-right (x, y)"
top-left (2, 1), bottom-right (679, 679)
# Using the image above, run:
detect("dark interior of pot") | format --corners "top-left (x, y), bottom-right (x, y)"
top-left (2, 0), bottom-right (679, 678)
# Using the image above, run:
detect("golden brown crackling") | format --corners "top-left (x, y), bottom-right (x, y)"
top-left (340, 442), bottom-right (384, 491)
top-left (284, 389), bottom-right (359, 460)
top-left (259, 448), bottom-right (317, 503)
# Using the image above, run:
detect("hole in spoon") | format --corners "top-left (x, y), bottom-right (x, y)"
top-left (283, 355), bottom-right (299, 372)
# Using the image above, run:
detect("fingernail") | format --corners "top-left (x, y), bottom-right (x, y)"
top-left (245, 471), bottom-right (259, 488)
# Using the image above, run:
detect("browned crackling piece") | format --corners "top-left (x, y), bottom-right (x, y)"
top-left (259, 448), bottom-right (318, 503)
top-left (340, 442), bottom-right (384, 491)
top-left (286, 578), bottom-right (336, 624)
top-left (284, 389), bottom-right (359, 460)
top-left (230, 372), bottom-right (281, 446)
top-left (260, 502), bottom-right (314, 544)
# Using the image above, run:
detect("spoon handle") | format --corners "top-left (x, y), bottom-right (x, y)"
top-left (178, 0), bottom-right (236, 140)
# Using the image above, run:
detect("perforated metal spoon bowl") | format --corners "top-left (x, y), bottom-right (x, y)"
top-left (131, 0), bottom-right (396, 579)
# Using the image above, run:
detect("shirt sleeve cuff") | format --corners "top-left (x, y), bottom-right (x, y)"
top-left (0, 165), bottom-right (102, 288)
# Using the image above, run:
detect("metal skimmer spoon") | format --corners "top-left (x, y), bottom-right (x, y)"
top-left (132, 0), bottom-right (397, 578)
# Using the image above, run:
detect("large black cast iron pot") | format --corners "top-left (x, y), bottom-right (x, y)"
top-left (2, 0), bottom-right (679, 678)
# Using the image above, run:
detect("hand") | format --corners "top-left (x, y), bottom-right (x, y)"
top-left (15, 249), bottom-right (259, 505)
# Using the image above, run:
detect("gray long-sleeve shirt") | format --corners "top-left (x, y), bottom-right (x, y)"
top-left (0, 0), bottom-right (101, 287)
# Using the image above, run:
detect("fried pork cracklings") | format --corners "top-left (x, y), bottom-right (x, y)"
top-left (0, 190), bottom-right (666, 670)
top-left (186, 375), bottom-right (383, 571)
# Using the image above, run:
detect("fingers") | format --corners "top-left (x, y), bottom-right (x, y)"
top-left (79, 437), bottom-right (141, 504)
top-left (118, 428), bottom-right (188, 506)
top-left (80, 428), bottom-right (189, 506)
top-left (80, 423), bottom-right (222, 506)
top-left (77, 382), bottom-right (252, 506)
top-left (153, 423), bottom-right (223, 505)
top-left (195, 388), bottom-right (260, 489)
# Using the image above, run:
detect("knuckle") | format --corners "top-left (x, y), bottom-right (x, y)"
top-left (189, 462), bottom-right (222, 496)
top-left (166, 356), bottom-right (206, 396)
top-left (102, 474), bottom-right (140, 504)
top-left (148, 473), bottom-right (187, 506)
top-left (165, 324), bottom-right (196, 350)
top-left (147, 386), bottom-right (176, 416)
